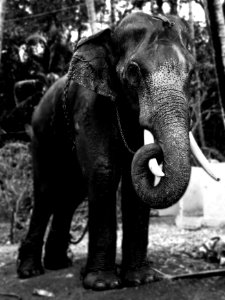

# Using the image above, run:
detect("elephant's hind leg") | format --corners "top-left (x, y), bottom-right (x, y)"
top-left (43, 200), bottom-right (82, 270)
top-left (17, 135), bottom-right (55, 278)
top-left (43, 145), bottom-right (85, 270)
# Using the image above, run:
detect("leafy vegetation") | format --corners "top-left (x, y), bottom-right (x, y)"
top-left (0, 142), bottom-right (32, 242)
top-left (191, 22), bottom-right (225, 159)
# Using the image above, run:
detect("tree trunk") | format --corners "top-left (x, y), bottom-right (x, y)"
top-left (9, 209), bottom-right (15, 244)
top-left (85, 0), bottom-right (97, 34)
top-left (0, 0), bottom-right (6, 64)
top-left (205, 0), bottom-right (225, 126)
top-left (110, 0), bottom-right (116, 29)
top-left (150, 0), bottom-right (154, 14)
top-left (156, 0), bottom-right (163, 14)
top-left (189, 0), bottom-right (206, 147)
top-left (170, 0), bottom-right (178, 15)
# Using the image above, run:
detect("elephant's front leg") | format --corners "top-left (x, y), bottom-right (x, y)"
top-left (121, 161), bottom-right (154, 286)
top-left (83, 158), bottom-right (121, 290)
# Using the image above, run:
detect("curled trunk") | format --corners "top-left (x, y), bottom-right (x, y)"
top-left (131, 110), bottom-right (191, 209)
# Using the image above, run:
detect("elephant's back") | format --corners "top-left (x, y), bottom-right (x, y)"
top-left (31, 75), bottom-right (68, 138)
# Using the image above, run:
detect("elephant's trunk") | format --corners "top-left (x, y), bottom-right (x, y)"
top-left (131, 96), bottom-right (191, 209)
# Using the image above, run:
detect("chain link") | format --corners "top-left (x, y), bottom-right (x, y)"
top-left (62, 76), bottom-right (77, 152)
top-left (62, 60), bottom-right (136, 157)
top-left (115, 103), bottom-right (135, 155)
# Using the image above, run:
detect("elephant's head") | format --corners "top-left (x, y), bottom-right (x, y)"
top-left (66, 12), bottom-right (216, 209)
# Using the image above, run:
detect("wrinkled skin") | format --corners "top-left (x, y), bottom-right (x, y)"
top-left (17, 13), bottom-right (194, 290)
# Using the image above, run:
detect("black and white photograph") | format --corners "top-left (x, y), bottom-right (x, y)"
top-left (1, 0), bottom-right (225, 299)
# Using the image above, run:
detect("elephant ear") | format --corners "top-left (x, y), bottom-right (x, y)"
top-left (68, 29), bottom-right (116, 100)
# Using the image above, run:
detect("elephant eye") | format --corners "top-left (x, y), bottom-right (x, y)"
top-left (125, 61), bottom-right (141, 87)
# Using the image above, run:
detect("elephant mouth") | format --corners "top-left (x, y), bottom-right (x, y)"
top-left (145, 129), bottom-right (219, 184)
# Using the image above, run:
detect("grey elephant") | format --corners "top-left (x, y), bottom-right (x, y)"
top-left (17, 12), bottom-right (215, 290)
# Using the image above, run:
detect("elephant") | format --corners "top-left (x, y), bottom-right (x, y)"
top-left (17, 12), bottom-right (216, 290)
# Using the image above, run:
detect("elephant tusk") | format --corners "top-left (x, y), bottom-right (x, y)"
top-left (189, 132), bottom-right (220, 181)
top-left (144, 130), bottom-right (165, 177)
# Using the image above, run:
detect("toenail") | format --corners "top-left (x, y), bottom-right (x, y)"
top-left (94, 281), bottom-right (107, 290)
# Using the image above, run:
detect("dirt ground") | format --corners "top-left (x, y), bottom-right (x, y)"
top-left (1, 216), bottom-right (225, 300)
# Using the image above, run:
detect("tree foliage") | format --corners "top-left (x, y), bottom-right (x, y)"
top-left (0, 0), bottom-right (224, 159)
top-left (0, 142), bottom-right (32, 242)
top-left (0, 0), bottom-right (105, 139)
top-left (191, 22), bottom-right (225, 159)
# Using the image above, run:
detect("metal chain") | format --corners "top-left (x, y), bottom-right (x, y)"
top-left (62, 58), bottom-right (137, 158)
top-left (61, 75), bottom-right (89, 245)
top-left (62, 76), bottom-right (77, 152)
top-left (115, 103), bottom-right (135, 155)
top-left (62, 70), bottom-right (135, 156)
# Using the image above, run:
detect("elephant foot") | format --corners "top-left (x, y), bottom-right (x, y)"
top-left (17, 241), bottom-right (44, 279)
top-left (44, 253), bottom-right (72, 270)
top-left (44, 235), bottom-right (72, 270)
top-left (83, 270), bottom-right (122, 291)
top-left (122, 261), bottom-right (160, 287)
